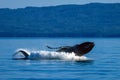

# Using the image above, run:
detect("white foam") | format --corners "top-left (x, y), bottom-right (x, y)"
top-left (14, 49), bottom-right (90, 61)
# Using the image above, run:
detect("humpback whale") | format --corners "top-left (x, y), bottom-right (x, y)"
top-left (47, 42), bottom-right (95, 56)
top-left (13, 42), bottom-right (95, 60)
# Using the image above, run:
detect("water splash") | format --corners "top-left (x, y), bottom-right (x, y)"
top-left (13, 49), bottom-right (91, 61)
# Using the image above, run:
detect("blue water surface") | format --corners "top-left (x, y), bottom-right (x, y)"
top-left (0, 38), bottom-right (120, 80)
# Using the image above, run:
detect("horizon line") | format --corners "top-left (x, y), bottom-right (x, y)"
top-left (0, 2), bottom-right (120, 9)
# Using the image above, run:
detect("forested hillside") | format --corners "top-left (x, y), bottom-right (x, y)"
top-left (0, 3), bottom-right (120, 37)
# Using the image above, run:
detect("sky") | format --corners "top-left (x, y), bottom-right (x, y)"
top-left (0, 0), bottom-right (120, 9)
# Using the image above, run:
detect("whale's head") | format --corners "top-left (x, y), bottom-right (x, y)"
top-left (75, 42), bottom-right (95, 56)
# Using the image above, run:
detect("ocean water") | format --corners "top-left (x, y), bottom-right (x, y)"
top-left (0, 38), bottom-right (120, 80)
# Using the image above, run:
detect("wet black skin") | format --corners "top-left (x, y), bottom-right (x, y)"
top-left (47, 42), bottom-right (95, 56)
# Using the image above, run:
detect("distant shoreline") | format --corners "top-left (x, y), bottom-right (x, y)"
top-left (0, 3), bottom-right (120, 37)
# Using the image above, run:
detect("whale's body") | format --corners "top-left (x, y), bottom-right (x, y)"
top-left (13, 42), bottom-right (95, 60)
